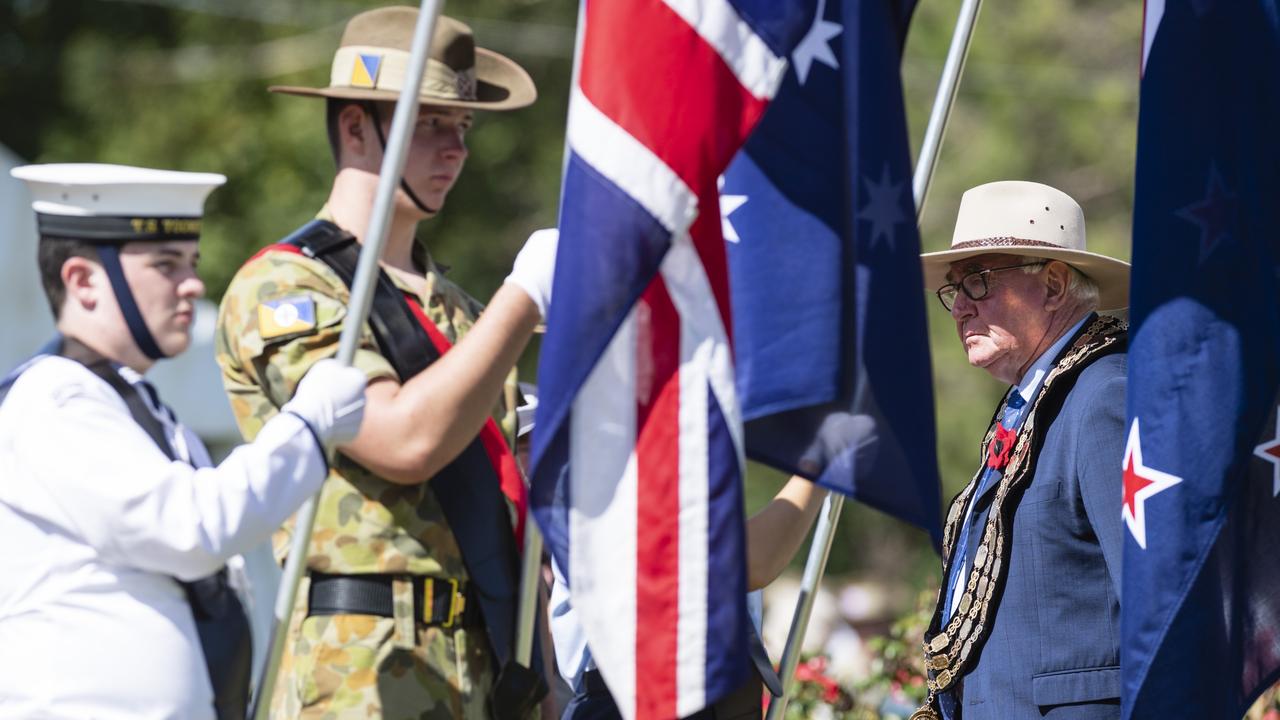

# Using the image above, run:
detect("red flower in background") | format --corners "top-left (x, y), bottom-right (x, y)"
top-left (795, 657), bottom-right (843, 704)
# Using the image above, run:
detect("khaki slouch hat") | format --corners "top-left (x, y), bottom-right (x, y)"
top-left (271, 7), bottom-right (536, 111)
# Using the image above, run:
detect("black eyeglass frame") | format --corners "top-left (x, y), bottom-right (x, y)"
top-left (935, 261), bottom-right (1047, 312)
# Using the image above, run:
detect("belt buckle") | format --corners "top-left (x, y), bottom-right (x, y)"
top-left (441, 578), bottom-right (461, 628)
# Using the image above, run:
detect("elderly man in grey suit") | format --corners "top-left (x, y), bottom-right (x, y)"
top-left (912, 181), bottom-right (1131, 720)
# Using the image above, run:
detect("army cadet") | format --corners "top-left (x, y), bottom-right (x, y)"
top-left (0, 163), bottom-right (367, 720)
top-left (214, 7), bottom-right (555, 719)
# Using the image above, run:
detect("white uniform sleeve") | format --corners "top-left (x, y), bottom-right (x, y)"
top-left (11, 365), bottom-right (327, 581)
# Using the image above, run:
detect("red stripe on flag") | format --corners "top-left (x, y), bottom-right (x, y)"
top-left (579, 0), bottom-right (764, 344)
top-left (691, 192), bottom-right (735, 348)
top-left (580, 0), bottom-right (769, 201)
top-left (634, 275), bottom-right (682, 720)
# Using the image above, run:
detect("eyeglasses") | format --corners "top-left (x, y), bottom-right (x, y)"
top-left (935, 262), bottom-right (1046, 312)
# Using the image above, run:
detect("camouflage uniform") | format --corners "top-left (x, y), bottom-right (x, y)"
top-left (215, 211), bottom-right (518, 719)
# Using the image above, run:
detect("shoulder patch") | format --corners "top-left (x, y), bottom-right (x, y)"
top-left (258, 296), bottom-right (317, 339)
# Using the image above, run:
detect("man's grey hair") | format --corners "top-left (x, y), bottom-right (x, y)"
top-left (1018, 255), bottom-right (1099, 309)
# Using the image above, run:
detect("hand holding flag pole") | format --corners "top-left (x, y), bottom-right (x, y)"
top-left (765, 1), bottom-right (981, 717)
top-left (250, 2), bottom-right (445, 716)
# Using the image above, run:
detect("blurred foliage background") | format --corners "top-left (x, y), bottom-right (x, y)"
top-left (2, 0), bottom-right (1141, 651)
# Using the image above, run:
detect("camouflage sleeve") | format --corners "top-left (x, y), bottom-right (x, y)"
top-left (215, 250), bottom-right (396, 442)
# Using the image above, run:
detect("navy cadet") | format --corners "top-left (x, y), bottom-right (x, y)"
top-left (214, 7), bottom-right (557, 718)
top-left (0, 163), bottom-right (368, 720)
top-left (914, 181), bottom-right (1130, 720)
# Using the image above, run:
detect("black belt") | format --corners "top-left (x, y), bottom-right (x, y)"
top-left (308, 573), bottom-right (480, 628)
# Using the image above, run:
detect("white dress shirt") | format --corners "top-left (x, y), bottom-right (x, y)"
top-left (0, 355), bottom-right (327, 719)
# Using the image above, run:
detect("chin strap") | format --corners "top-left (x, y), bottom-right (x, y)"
top-left (365, 102), bottom-right (439, 217)
top-left (95, 245), bottom-right (167, 361)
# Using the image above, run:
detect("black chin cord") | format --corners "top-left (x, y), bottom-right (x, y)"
top-left (366, 103), bottom-right (439, 216)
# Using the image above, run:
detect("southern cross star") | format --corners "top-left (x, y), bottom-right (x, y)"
top-left (718, 174), bottom-right (748, 243)
top-left (792, 0), bottom-right (842, 85)
top-left (1253, 407), bottom-right (1280, 497)
top-left (1122, 417), bottom-right (1183, 550)
top-left (856, 164), bottom-right (907, 249)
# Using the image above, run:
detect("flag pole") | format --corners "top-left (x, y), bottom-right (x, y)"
top-left (250, 2), bottom-right (445, 716)
top-left (912, 0), bottom-right (983, 220)
top-left (765, 2), bottom-right (980, 717)
top-left (511, 367), bottom-right (543, 668)
top-left (513, 0), bottom-right (587, 670)
top-left (765, 493), bottom-right (845, 720)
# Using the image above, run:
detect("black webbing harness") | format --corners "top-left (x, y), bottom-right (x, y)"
top-left (0, 336), bottom-right (252, 720)
top-left (276, 220), bottom-right (546, 717)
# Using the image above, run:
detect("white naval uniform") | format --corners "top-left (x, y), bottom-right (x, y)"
top-left (0, 354), bottom-right (328, 719)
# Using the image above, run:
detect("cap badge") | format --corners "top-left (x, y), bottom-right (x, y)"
top-left (351, 53), bottom-right (382, 89)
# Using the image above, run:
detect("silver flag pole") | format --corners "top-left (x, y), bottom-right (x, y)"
top-left (512, 0), bottom-right (587, 671)
top-left (513, 506), bottom-right (544, 667)
top-left (250, 2), bottom-right (445, 716)
top-left (913, 0), bottom-right (983, 220)
top-left (766, 1), bottom-right (980, 717)
top-left (765, 493), bottom-right (845, 720)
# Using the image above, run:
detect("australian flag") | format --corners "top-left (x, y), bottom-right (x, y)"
top-left (1122, 1), bottom-right (1280, 718)
top-left (722, 0), bottom-right (942, 547)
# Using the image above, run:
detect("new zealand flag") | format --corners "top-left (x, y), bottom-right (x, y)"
top-left (1122, 1), bottom-right (1280, 717)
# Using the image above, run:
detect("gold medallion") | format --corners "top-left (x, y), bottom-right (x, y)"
top-left (929, 633), bottom-right (949, 653)
top-left (909, 708), bottom-right (940, 720)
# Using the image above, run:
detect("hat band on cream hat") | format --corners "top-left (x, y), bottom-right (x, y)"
top-left (920, 180), bottom-right (1131, 311)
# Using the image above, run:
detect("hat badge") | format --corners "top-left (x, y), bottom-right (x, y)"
top-left (351, 53), bottom-right (382, 89)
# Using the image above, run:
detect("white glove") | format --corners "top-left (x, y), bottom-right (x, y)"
top-left (282, 358), bottom-right (367, 446)
top-left (504, 228), bottom-right (559, 319)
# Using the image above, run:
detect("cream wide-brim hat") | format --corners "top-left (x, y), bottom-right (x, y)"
top-left (920, 181), bottom-right (1130, 311)
top-left (270, 8), bottom-right (536, 112)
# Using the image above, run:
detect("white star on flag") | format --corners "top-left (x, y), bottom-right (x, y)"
top-left (856, 164), bottom-right (907, 249)
top-left (718, 174), bottom-right (748, 243)
top-left (1253, 407), bottom-right (1280, 497)
top-left (1122, 417), bottom-right (1183, 549)
top-left (791, 0), bottom-right (842, 85)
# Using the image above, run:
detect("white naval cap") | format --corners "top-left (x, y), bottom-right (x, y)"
top-left (10, 163), bottom-right (226, 243)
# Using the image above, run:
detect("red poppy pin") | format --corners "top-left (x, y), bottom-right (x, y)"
top-left (987, 424), bottom-right (1017, 470)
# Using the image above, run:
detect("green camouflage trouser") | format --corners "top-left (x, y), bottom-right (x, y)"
top-left (271, 576), bottom-right (495, 719)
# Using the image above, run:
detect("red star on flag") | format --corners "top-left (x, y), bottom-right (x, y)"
top-left (1253, 407), bottom-right (1280, 497)
top-left (1122, 418), bottom-right (1184, 549)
